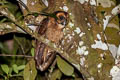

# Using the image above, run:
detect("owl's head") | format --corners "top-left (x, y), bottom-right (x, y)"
top-left (54, 11), bottom-right (69, 29)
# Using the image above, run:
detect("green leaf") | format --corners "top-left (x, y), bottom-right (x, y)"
top-left (0, 18), bottom-right (7, 23)
top-left (12, 64), bottom-right (18, 74)
top-left (12, 64), bottom-right (25, 74)
top-left (50, 69), bottom-right (62, 80)
top-left (1, 64), bottom-right (9, 75)
top-left (17, 65), bottom-right (25, 71)
top-left (23, 59), bottom-right (37, 80)
top-left (31, 48), bottom-right (34, 56)
top-left (8, 67), bottom-right (13, 76)
top-left (57, 56), bottom-right (74, 76)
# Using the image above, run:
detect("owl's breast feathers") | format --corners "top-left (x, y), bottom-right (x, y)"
top-left (37, 17), bottom-right (64, 43)
top-left (46, 17), bottom-right (64, 43)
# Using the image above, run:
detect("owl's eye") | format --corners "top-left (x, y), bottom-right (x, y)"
top-left (59, 16), bottom-right (65, 20)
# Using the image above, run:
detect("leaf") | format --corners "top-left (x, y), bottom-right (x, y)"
top-left (31, 48), bottom-right (34, 56)
top-left (12, 64), bottom-right (18, 74)
top-left (50, 69), bottom-right (62, 80)
top-left (8, 67), bottom-right (13, 76)
top-left (1, 64), bottom-right (9, 75)
top-left (0, 18), bottom-right (7, 23)
top-left (12, 64), bottom-right (25, 74)
top-left (17, 65), bottom-right (25, 70)
top-left (23, 59), bottom-right (37, 80)
top-left (57, 56), bottom-right (74, 76)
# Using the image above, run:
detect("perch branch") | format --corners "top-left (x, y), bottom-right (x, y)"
top-left (0, 23), bottom-right (26, 35)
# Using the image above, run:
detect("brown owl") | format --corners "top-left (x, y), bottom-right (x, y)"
top-left (35, 11), bottom-right (69, 71)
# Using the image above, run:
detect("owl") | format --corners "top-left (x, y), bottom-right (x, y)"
top-left (35, 11), bottom-right (69, 71)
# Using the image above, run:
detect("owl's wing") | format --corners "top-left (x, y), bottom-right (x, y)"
top-left (35, 42), bottom-right (45, 65)
top-left (35, 42), bottom-right (56, 71)
top-left (36, 18), bottom-right (49, 35)
top-left (35, 18), bottom-right (56, 71)
top-left (35, 18), bottom-right (48, 63)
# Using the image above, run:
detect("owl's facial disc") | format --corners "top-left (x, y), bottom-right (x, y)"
top-left (54, 11), bottom-right (69, 29)
top-left (59, 16), bottom-right (67, 26)
top-left (57, 15), bottom-right (67, 29)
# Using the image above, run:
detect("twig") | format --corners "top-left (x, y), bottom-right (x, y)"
top-left (0, 54), bottom-right (33, 58)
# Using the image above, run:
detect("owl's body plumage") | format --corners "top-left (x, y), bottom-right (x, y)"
top-left (35, 11), bottom-right (68, 71)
